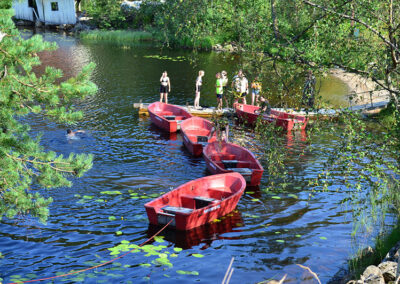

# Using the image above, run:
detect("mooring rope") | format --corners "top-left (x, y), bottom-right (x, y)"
top-left (9, 219), bottom-right (173, 284)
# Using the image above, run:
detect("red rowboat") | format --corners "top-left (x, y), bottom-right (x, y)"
top-left (147, 209), bottom-right (243, 249)
top-left (235, 103), bottom-right (308, 131)
top-left (180, 117), bottom-right (217, 157)
top-left (144, 173), bottom-right (246, 230)
top-left (203, 141), bottom-right (264, 186)
top-left (148, 102), bottom-right (192, 133)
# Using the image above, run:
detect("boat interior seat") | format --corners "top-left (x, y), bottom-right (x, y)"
top-left (160, 111), bottom-right (174, 116)
top-left (162, 205), bottom-right (193, 215)
top-left (197, 135), bottom-right (208, 143)
top-left (180, 195), bottom-right (196, 209)
top-left (207, 189), bottom-right (232, 200)
top-left (174, 116), bottom-right (185, 120)
top-left (164, 115), bottom-right (177, 120)
top-left (211, 154), bottom-right (236, 161)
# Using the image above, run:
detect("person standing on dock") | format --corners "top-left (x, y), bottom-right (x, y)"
top-left (221, 70), bottom-right (229, 108)
top-left (215, 72), bottom-right (224, 111)
top-left (232, 69), bottom-right (242, 105)
top-left (159, 71), bottom-right (171, 104)
top-left (251, 76), bottom-right (262, 105)
top-left (194, 70), bottom-right (204, 109)
top-left (239, 73), bottom-right (249, 105)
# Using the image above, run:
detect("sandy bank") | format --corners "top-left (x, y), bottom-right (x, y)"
top-left (330, 69), bottom-right (390, 108)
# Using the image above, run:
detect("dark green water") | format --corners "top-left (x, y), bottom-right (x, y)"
top-left (0, 30), bottom-right (394, 284)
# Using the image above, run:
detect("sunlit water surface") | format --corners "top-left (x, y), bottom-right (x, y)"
top-left (0, 30), bottom-right (394, 284)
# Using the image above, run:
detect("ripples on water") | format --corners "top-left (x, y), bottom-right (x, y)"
top-left (0, 30), bottom-right (395, 284)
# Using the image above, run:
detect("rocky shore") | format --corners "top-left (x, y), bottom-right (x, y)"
top-left (347, 241), bottom-right (400, 283)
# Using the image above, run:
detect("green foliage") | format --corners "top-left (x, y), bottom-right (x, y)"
top-left (0, 9), bottom-right (97, 222)
top-left (85, 0), bottom-right (126, 29)
top-left (80, 30), bottom-right (154, 43)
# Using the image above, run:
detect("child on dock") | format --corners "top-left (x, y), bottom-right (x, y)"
top-left (251, 76), bottom-right (262, 105)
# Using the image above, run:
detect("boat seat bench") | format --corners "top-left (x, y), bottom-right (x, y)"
top-left (179, 194), bottom-right (219, 209)
top-left (162, 205), bottom-right (193, 215)
top-left (221, 160), bottom-right (251, 168)
top-left (227, 167), bottom-right (253, 182)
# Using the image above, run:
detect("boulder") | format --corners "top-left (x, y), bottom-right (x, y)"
top-left (361, 265), bottom-right (385, 284)
top-left (383, 241), bottom-right (400, 262)
top-left (378, 261), bottom-right (398, 282)
top-left (223, 44), bottom-right (234, 52)
top-left (346, 280), bottom-right (363, 284)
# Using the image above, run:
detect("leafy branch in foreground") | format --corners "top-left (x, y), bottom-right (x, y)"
top-left (0, 8), bottom-right (97, 222)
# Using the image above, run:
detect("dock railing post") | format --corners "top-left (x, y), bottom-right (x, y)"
top-left (369, 91), bottom-right (373, 108)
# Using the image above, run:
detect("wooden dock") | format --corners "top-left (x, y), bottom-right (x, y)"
top-left (133, 99), bottom-right (390, 119)
top-left (133, 102), bottom-right (232, 117)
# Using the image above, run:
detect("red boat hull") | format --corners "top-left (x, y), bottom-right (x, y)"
top-left (235, 103), bottom-right (308, 131)
top-left (203, 141), bottom-right (264, 186)
top-left (148, 102), bottom-right (192, 133)
top-left (144, 173), bottom-right (246, 230)
top-left (180, 117), bottom-right (217, 157)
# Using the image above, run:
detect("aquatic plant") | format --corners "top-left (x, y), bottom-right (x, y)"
top-left (80, 30), bottom-right (154, 44)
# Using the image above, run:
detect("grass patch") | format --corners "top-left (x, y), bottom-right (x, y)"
top-left (80, 30), bottom-right (154, 44)
top-left (375, 102), bottom-right (398, 128)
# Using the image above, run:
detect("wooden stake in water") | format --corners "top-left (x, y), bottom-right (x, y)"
top-left (222, 257), bottom-right (235, 284)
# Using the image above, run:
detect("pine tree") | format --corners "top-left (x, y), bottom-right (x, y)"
top-left (0, 4), bottom-right (97, 222)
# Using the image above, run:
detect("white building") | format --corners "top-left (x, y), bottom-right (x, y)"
top-left (13, 0), bottom-right (76, 25)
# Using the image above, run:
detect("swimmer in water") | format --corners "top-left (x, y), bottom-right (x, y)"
top-left (66, 129), bottom-right (85, 139)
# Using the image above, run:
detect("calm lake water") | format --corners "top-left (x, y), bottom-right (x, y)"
top-left (0, 30), bottom-right (394, 284)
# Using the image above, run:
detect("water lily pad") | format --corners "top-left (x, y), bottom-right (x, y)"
top-left (152, 257), bottom-right (172, 267)
top-left (101, 191), bottom-right (122, 195)
top-left (164, 274), bottom-right (170, 278)
top-left (319, 236), bottom-right (327, 240)
top-left (272, 196), bottom-right (281, 199)
top-left (170, 253), bottom-right (178, 257)
top-left (83, 195), bottom-right (94, 199)
top-left (115, 231), bottom-right (123, 235)
top-left (139, 263), bottom-right (151, 268)
top-left (95, 199), bottom-right (105, 203)
top-left (276, 240), bottom-right (285, 243)
top-left (295, 234), bottom-right (302, 238)
top-left (154, 236), bottom-right (165, 243)
top-left (251, 198), bottom-right (260, 202)
top-left (108, 216), bottom-right (117, 221)
top-left (176, 270), bottom-right (199, 275)
top-left (26, 274), bottom-right (37, 279)
top-left (288, 194), bottom-right (298, 199)
top-left (173, 247), bottom-right (182, 252)
top-left (192, 253), bottom-right (204, 258)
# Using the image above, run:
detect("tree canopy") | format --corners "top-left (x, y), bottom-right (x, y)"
top-left (0, 7), bottom-right (97, 222)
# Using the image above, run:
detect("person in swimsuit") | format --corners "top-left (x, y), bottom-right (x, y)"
top-left (194, 70), bottom-right (204, 109)
top-left (159, 71), bottom-right (171, 103)
top-left (66, 129), bottom-right (85, 139)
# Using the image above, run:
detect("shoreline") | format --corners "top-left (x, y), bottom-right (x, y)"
top-left (329, 69), bottom-right (390, 108)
